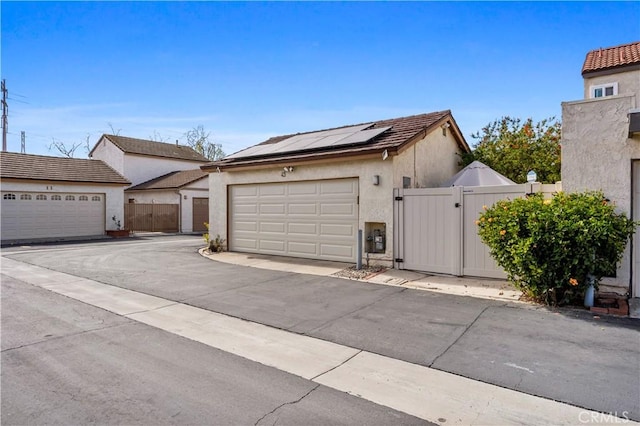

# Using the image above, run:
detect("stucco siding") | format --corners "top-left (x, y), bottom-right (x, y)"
top-left (180, 186), bottom-right (209, 233)
top-left (209, 159), bottom-right (395, 263)
top-left (91, 138), bottom-right (125, 175)
top-left (562, 93), bottom-right (640, 289)
top-left (0, 180), bottom-right (124, 231)
top-left (126, 191), bottom-right (178, 205)
top-left (392, 128), bottom-right (462, 189)
top-left (584, 69), bottom-right (640, 99)
top-left (123, 155), bottom-right (208, 187)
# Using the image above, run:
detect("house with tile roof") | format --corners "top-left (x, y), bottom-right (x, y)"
top-left (0, 152), bottom-right (130, 243)
top-left (90, 134), bottom-right (211, 233)
top-left (561, 41), bottom-right (640, 315)
top-left (202, 110), bottom-right (470, 265)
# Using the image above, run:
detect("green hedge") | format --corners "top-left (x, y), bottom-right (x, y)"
top-left (477, 191), bottom-right (636, 305)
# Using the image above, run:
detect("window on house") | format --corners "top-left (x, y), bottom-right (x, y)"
top-left (3, 193), bottom-right (16, 200)
top-left (51, 195), bottom-right (62, 201)
top-left (65, 195), bottom-right (75, 201)
top-left (590, 82), bottom-right (618, 98)
top-left (92, 195), bottom-right (101, 201)
top-left (36, 194), bottom-right (47, 200)
top-left (79, 195), bottom-right (89, 201)
top-left (20, 194), bottom-right (32, 200)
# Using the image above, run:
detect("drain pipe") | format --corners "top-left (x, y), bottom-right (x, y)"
top-left (356, 229), bottom-right (363, 270)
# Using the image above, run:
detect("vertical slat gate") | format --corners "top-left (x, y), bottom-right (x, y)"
top-left (124, 204), bottom-right (179, 232)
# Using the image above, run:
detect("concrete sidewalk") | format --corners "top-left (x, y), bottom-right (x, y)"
top-left (200, 250), bottom-right (522, 303)
top-left (3, 256), bottom-right (627, 426)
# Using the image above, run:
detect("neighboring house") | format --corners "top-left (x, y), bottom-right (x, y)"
top-left (561, 41), bottom-right (640, 307)
top-left (90, 134), bottom-right (210, 187)
top-left (90, 134), bottom-right (211, 233)
top-left (125, 169), bottom-right (209, 233)
top-left (202, 110), bottom-right (470, 265)
top-left (0, 152), bottom-right (130, 243)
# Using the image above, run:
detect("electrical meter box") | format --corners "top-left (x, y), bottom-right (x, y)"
top-left (365, 222), bottom-right (386, 254)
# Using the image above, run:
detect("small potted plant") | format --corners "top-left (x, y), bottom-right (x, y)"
top-left (106, 215), bottom-right (131, 238)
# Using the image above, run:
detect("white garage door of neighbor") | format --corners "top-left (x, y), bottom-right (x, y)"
top-left (1, 191), bottom-right (105, 241)
top-left (230, 179), bottom-right (359, 262)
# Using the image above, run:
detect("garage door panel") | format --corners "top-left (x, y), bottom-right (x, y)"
top-left (233, 186), bottom-right (259, 197)
top-left (260, 222), bottom-right (286, 233)
top-left (288, 182), bottom-right (319, 196)
top-left (288, 203), bottom-right (317, 215)
top-left (234, 203), bottom-right (258, 215)
top-left (288, 241), bottom-right (318, 255)
top-left (230, 179), bottom-right (358, 262)
top-left (320, 203), bottom-right (356, 216)
top-left (260, 204), bottom-right (286, 214)
top-left (233, 238), bottom-right (258, 249)
top-left (288, 222), bottom-right (317, 235)
top-left (320, 223), bottom-right (355, 237)
top-left (320, 180), bottom-right (357, 195)
top-left (235, 221), bottom-right (258, 232)
top-left (259, 184), bottom-right (286, 197)
top-left (320, 244), bottom-right (354, 259)
top-left (259, 239), bottom-right (286, 252)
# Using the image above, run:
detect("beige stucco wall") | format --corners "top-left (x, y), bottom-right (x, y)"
top-left (126, 190), bottom-right (178, 205)
top-left (0, 180), bottom-right (125, 231)
top-left (584, 68), bottom-right (640, 99)
top-left (392, 126), bottom-right (463, 188)
top-left (91, 138), bottom-right (125, 176)
top-left (123, 155), bottom-right (208, 187)
top-left (561, 93), bottom-right (640, 290)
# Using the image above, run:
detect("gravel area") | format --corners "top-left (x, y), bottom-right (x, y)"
top-left (332, 265), bottom-right (387, 280)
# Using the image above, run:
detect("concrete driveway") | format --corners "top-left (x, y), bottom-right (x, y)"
top-left (2, 234), bottom-right (639, 422)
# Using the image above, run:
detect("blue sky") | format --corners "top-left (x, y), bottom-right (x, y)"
top-left (2, 1), bottom-right (639, 157)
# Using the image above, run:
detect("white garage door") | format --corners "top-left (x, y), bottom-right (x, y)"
top-left (1, 191), bottom-right (105, 241)
top-left (230, 179), bottom-right (359, 262)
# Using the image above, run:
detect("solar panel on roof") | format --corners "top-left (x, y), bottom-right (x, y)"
top-left (226, 123), bottom-right (391, 159)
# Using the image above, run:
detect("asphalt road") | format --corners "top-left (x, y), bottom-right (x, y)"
top-left (1, 273), bottom-right (424, 425)
top-left (3, 234), bottom-right (640, 422)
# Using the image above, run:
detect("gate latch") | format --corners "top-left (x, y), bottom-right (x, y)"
top-left (455, 202), bottom-right (461, 208)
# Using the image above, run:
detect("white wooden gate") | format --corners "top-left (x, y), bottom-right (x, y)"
top-left (394, 183), bottom-right (558, 279)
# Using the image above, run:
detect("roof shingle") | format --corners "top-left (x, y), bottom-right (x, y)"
top-left (97, 135), bottom-right (210, 162)
top-left (205, 110), bottom-right (468, 170)
top-left (126, 169), bottom-right (208, 191)
top-left (582, 41), bottom-right (640, 74)
top-left (0, 152), bottom-right (130, 185)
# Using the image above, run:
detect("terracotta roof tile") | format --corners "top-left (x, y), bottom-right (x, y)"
top-left (206, 110), bottom-right (468, 170)
top-left (0, 152), bottom-right (130, 184)
top-left (582, 41), bottom-right (640, 74)
top-left (126, 169), bottom-right (208, 191)
top-left (99, 135), bottom-right (209, 162)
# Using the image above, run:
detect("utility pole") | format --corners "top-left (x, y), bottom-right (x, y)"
top-left (1, 79), bottom-right (7, 152)
top-left (21, 131), bottom-right (25, 153)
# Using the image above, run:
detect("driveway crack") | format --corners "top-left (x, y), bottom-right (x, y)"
top-left (429, 304), bottom-right (500, 367)
top-left (254, 384), bottom-right (320, 426)
top-left (1, 322), bottom-right (130, 353)
top-left (301, 287), bottom-right (407, 335)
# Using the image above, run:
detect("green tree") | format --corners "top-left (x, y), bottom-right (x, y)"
top-left (462, 117), bottom-right (561, 184)
top-left (185, 125), bottom-right (225, 161)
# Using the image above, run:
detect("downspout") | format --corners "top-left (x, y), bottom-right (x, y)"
top-left (177, 190), bottom-right (182, 233)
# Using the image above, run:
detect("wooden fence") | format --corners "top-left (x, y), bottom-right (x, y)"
top-left (124, 204), bottom-right (179, 232)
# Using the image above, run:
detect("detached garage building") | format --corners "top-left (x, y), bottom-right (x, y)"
top-left (1, 152), bottom-right (130, 243)
top-left (203, 110), bottom-right (470, 265)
